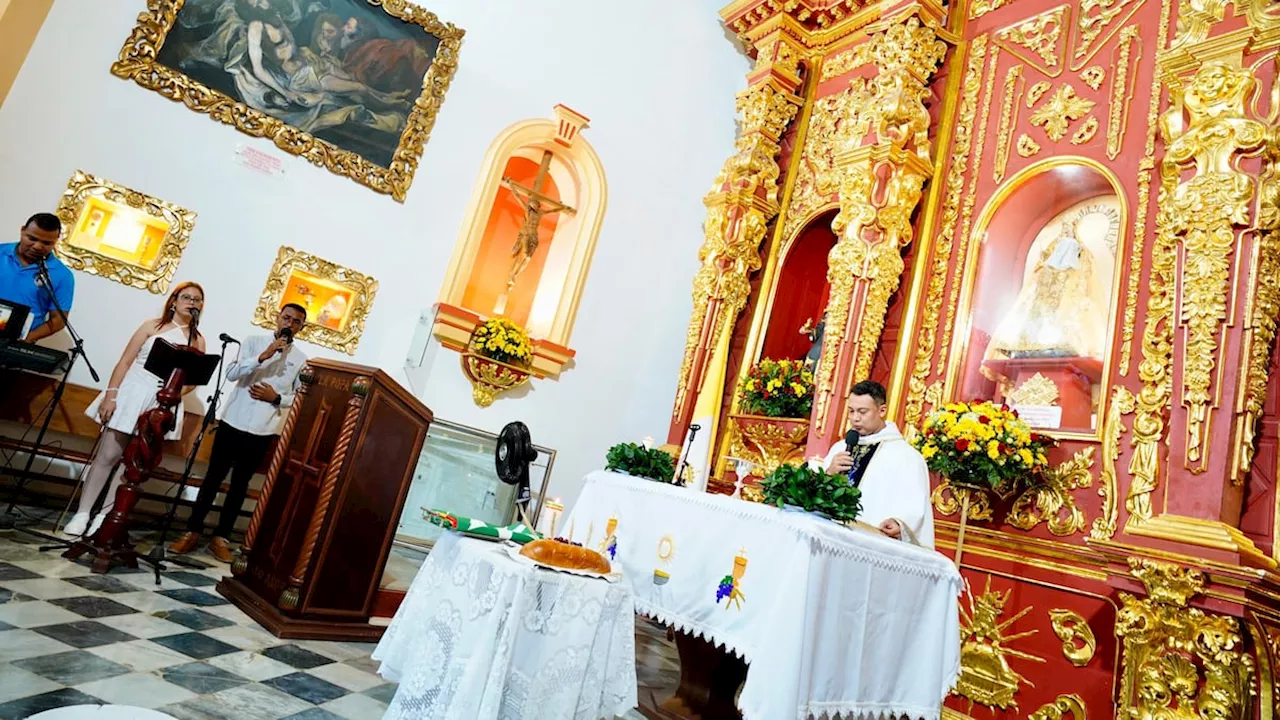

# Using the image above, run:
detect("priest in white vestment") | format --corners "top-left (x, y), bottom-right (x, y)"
top-left (822, 380), bottom-right (935, 548)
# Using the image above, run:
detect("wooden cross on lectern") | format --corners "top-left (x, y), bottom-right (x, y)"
top-left (494, 149), bottom-right (576, 315)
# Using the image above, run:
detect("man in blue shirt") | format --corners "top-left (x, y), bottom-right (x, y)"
top-left (0, 213), bottom-right (74, 342)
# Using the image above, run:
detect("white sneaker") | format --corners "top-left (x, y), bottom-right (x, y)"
top-left (63, 511), bottom-right (90, 536)
top-left (87, 509), bottom-right (110, 536)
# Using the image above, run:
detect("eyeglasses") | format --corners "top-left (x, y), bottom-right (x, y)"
top-left (177, 294), bottom-right (203, 303)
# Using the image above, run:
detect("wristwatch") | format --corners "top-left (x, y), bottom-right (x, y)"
top-left (271, 395), bottom-right (282, 408)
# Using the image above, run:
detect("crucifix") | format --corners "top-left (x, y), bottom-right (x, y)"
top-left (493, 149), bottom-right (576, 315)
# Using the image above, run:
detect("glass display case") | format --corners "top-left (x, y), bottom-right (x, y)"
top-left (379, 419), bottom-right (555, 592)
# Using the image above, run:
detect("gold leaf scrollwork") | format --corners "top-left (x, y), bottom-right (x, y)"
top-left (1117, 558), bottom-right (1257, 718)
top-left (1070, 115), bottom-right (1100, 144)
top-left (1105, 27), bottom-right (1140, 160)
top-left (1159, 62), bottom-right (1267, 468)
top-left (970, 0), bottom-right (1020, 20)
top-left (1092, 385), bottom-right (1135, 540)
top-left (110, 0), bottom-right (463, 202)
top-left (1080, 65), bottom-right (1106, 90)
top-left (1048, 609), bottom-right (1097, 666)
top-left (996, 5), bottom-right (1069, 74)
top-left (1026, 80), bottom-right (1053, 107)
top-left (1074, 0), bottom-right (1141, 68)
top-left (994, 65), bottom-right (1024, 184)
top-left (954, 576), bottom-right (1045, 709)
top-left (903, 37), bottom-right (989, 428)
top-left (251, 246), bottom-right (377, 355)
top-left (1016, 134), bottom-right (1042, 157)
top-left (820, 43), bottom-right (873, 81)
top-left (1030, 84), bottom-right (1096, 142)
top-left (782, 84), bottom-right (868, 245)
top-left (932, 481), bottom-right (994, 521)
top-left (1008, 448), bottom-right (1095, 536)
top-left (1029, 695), bottom-right (1087, 720)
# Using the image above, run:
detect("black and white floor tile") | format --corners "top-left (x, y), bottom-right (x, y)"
top-left (0, 510), bottom-right (677, 720)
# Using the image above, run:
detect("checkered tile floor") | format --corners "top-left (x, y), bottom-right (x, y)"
top-left (0, 509), bottom-right (677, 719)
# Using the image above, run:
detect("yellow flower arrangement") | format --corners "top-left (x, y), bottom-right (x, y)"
top-left (737, 358), bottom-right (815, 419)
top-left (469, 317), bottom-right (533, 367)
top-left (911, 400), bottom-right (1056, 491)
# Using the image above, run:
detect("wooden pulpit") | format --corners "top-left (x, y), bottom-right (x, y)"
top-left (217, 359), bottom-right (432, 641)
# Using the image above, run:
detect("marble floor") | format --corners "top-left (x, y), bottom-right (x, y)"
top-left (0, 507), bottom-right (677, 720)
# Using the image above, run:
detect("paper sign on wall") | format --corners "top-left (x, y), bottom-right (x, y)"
top-left (235, 145), bottom-right (285, 177)
top-left (1013, 405), bottom-right (1063, 429)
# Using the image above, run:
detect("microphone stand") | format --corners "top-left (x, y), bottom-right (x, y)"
top-left (0, 260), bottom-right (100, 536)
top-left (674, 423), bottom-right (701, 488)
top-left (145, 334), bottom-right (232, 583)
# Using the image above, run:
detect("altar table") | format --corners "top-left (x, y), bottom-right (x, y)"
top-left (567, 471), bottom-right (962, 720)
top-left (371, 531), bottom-right (638, 719)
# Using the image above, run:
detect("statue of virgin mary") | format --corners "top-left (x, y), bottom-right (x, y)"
top-left (986, 219), bottom-right (1105, 361)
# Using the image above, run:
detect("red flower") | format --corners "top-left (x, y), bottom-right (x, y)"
top-left (1011, 409), bottom-right (1020, 418)
top-left (978, 415), bottom-right (991, 424)
top-left (998, 443), bottom-right (1008, 454)
top-left (956, 438), bottom-right (970, 452)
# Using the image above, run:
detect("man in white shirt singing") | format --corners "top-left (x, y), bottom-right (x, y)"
top-left (169, 304), bottom-right (308, 562)
top-left (822, 380), bottom-right (935, 548)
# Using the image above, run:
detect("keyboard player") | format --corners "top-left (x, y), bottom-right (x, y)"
top-left (0, 213), bottom-right (74, 342)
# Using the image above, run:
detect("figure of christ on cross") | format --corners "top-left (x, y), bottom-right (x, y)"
top-left (493, 149), bottom-right (576, 315)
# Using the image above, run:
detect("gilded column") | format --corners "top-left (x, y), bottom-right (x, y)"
top-left (807, 9), bottom-right (948, 449)
top-left (1122, 13), bottom-right (1280, 565)
top-left (668, 26), bottom-right (803, 445)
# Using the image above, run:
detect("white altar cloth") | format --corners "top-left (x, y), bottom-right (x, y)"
top-left (567, 471), bottom-right (961, 720)
top-left (372, 531), bottom-right (638, 719)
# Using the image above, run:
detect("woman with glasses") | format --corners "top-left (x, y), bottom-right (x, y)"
top-left (64, 282), bottom-right (207, 536)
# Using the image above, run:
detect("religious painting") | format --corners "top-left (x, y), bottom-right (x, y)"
top-left (950, 160), bottom-right (1126, 438)
top-left (252, 246), bottom-right (377, 354)
top-left (53, 170), bottom-right (197, 295)
top-left (112, 0), bottom-right (464, 202)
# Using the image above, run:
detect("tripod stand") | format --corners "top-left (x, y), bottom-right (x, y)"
top-left (145, 336), bottom-right (238, 584)
top-left (0, 260), bottom-right (100, 537)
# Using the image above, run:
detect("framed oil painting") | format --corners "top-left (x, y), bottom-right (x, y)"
top-left (253, 246), bottom-right (377, 354)
top-left (54, 170), bottom-right (197, 294)
top-left (113, 0), bottom-right (464, 202)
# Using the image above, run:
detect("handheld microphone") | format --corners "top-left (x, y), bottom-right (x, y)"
top-left (844, 428), bottom-right (861, 451)
top-left (279, 327), bottom-right (294, 344)
top-left (219, 333), bottom-right (240, 345)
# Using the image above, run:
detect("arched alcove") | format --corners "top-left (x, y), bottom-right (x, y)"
top-left (759, 208), bottom-right (838, 361)
top-left (949, 158), bottom-right (1127, 438)
top-left (434, 105), bottom-right (607, 378)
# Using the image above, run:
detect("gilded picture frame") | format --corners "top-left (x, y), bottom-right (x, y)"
top-left (112, 0), bottom-right (464, 202)
top-left (253, 246), bottom-right (377, 354)
top-left (53, 170), bottom-right (197, 295)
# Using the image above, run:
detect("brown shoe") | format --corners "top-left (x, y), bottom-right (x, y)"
top-left (209, 536), bottom-right (235, 564)
top-left (169, 532), bottom-right (200, 555)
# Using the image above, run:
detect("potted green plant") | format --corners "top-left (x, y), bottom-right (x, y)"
top-left (758, 462), bottom-right (862, 523)
top-left (605, 441), bottom-right (678, 484)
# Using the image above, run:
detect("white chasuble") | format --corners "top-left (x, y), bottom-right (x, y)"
top-left (822, 421), bottom-right (935, 549)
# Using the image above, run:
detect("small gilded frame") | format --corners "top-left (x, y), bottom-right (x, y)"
top-left (252, 246), bottom-right (377, 355)
top-left (53, 170), bottom-right (197, 295)
top-left (111, 0), bottom-right (464, 202)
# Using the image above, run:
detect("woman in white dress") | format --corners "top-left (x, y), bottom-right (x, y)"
top-left (63, 282), bottom-right (208, 536)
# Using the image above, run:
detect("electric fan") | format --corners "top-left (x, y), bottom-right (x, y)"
top-left (496, 421), bottom-right (539, 526)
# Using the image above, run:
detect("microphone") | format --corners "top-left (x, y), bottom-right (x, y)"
top-left (188, 307), bottom-right (201, 326)
top-left (219, 333), bottom-right (240, 345)
top-left (279, 327), bottom-right (294, 344)
top-left (844, 428), bottom-right (861, 451)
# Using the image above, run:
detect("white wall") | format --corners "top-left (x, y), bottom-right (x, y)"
top-left (0, 0), bottom-right (747, 507)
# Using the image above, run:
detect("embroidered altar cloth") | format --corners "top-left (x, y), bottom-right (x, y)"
top-left (372, 531), bottom-right (638, 719)
top-left (567, 471), bottom-right (961, 720)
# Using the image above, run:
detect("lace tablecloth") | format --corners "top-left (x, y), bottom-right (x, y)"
top-left (566, 471), bottom-right (962, 720)
top-left (372, 531), bottom-right (638, 719)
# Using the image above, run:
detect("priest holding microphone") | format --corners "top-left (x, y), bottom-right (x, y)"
top-left (169, 303), bottom-right (308, 562)
top-left (822, 380), bottom-right (935, 548)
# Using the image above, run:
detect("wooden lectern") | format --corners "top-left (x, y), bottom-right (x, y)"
top-left (217, 359), bottom-right (432, 641)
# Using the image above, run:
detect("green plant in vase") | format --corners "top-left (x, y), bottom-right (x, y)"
top-left (759, 463), bottom-right (862, 523)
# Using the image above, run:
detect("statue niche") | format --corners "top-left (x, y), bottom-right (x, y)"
top-left (433, 106), bottom-right (607, 378)
top-left (758, 210), bottom-right (838, 367)
top-left (956, 161), bottom-right (1123, 434)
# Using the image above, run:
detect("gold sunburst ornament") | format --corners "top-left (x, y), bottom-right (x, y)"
top-left (954, 576), bottom-right (1045, 709)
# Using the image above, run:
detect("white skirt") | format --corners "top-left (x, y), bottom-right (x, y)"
top-left (84, 366), bottom-right (184, 440)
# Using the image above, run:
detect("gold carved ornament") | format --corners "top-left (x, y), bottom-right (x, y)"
top-left (110, 0), bottom-right (463, 202)
top-left (53, 170), bottom-right (196, 295)
top-left (1026, 80), bottom-right (1053, 107)
top-left (1105, 27), bottom-right (1141, 160)
top-left (251, 246), bottom-right (377, 355)
top-left (1070, 115), bottom-right (1100, 144)
top-left (810, 15), bottom-right (945, 432)
top-left (1008, 372), bottom-right (1059, 406)
top-left (1159, 62), bottom-right (1268, 469)
top-left (782, 83), bottom-right (868, 246)
top-left (903, 37), bottom-right (989, 428)
top-left (1073, 0), bottom-right (1145, 70)
top-left (729, 415), bottom-right (809, 477)
top-left (460, 353), bottom-right (530, 408)
top-left (1232, 115), bottom-right (1280, 484)
top-left (993, 65), bottom-right (1024, 184)
top-left (1116, 558), bottom-right (1256, 719)
top-left (1029, 695), bottom-right (1087, 720)
top-left (1092, 385), bottom-right (1135, 540)
top-left (932, 481), bottom-right (995, 522)
top-left (995, 5), bottom-right (1070, 74)
top-left (1029, 84), bottom-right (1096, 142)
top-left (1080, 66), bottom-right (1106, 90)
top-left (969, 0), bottom-right (1019, 20)
top-left (672, 76), bottom-right (802, 420)
top-left (1008, 447), bottom-right (1095, 537)
top-left (953, 576), bottom-right (1045, 709)
top-left (1048, 609), bottom-right (1097, 666)
top-left (1016, 134), bottom-right (1042, 157)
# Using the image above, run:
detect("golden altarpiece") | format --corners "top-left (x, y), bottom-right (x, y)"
top-left (675, 0), bottom-right (1280, 716)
